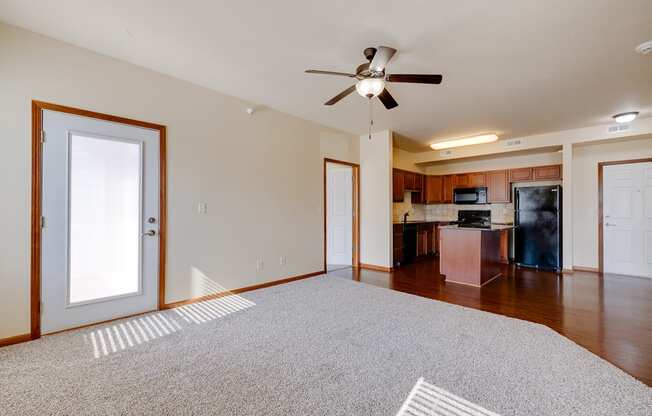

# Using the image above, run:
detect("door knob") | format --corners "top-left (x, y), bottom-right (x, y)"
top-left (141, 230), bottom-right (156, 237)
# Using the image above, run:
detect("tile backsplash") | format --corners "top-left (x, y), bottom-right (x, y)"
top-left (393, 192), bottom-right (514, 223)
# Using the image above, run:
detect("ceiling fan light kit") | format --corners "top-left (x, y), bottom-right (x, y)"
top-left (356, 78), bottom-right (385, 98)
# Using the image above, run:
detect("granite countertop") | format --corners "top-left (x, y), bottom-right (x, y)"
top-left (439, 224), bottom-right (515, 231)
top-left (392, 219), bottom-right (456, 225)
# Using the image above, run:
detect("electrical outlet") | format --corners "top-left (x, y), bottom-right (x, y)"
top-left (280, 256), bottom-right (286, 266)
top-left (198, 202), bottom-right (208, 214)
top-left (256, 259), bottom-right (264, 271)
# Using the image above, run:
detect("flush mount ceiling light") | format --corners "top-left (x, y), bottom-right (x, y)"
top-left (613, 112), bottom-right (639, 124)
top-left (430, 134), bottom-right (499, 150)
top-left (355, 78), bottom-right (385, 98)
top-left (635, 40), bottom-right (652, 55)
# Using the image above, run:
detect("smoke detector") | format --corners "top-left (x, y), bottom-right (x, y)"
top-left (636, 40), bottom-right (652, 55)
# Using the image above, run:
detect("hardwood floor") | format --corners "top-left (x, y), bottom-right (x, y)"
top-left (328, 257), bottom-right (652, 387)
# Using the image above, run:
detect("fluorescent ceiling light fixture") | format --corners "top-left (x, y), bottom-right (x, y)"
top-left (430, 134), bottom-right (499, 150)
top-left (613, 112), bottom-right (639, 124)
top-left (356, 78), bottom-right (385, 98)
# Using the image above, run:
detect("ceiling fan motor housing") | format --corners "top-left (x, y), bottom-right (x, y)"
top-left (363, 47), bottom-right (377, 61)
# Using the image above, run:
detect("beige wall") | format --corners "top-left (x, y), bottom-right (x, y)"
top-left (0, 23), bottom-right (358, 339)
top-left (393, 147), bottom-right (425, 173)
top-left (360, 131), bottom-right (393, 268)
top-left (424, 151), bottom-right (562, 175)
top-left (572, 136), bottom-right (652, 269)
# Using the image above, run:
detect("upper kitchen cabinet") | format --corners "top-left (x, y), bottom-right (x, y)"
top-left (453, 174), bottom-right (469, 188)
top-left (393, 169), bottom-right (404, 202)
top-left (509, 167), bottom-right (533, 182)
top-left (414, 173), bottom-right (424, 191)
top-left (468, 172), bottom-right (486, 187)
top-left (533, 165), bottom-right (562, 181)
top-left (442, 175), bottom-right (454, 203)
top-left (403, 171), bottom-right (416, 190)
top-left (487, 170), bottom-right (510, 203)
top-left (425, 176), bottom-right (443, 204)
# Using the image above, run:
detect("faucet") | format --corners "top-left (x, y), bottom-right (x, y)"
top-left (403, 212), bottom-right (410, 224)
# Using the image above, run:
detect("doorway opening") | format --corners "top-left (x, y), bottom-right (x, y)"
top-left (31, 101), bottom-right (167, 338)
top-left (599, 158), bottom-right (652, 278)
top-left (324, 158), bottom-right (360, 273)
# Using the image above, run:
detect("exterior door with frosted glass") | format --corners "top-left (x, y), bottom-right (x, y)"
top-left (41, 110), bottom-right (160, 334)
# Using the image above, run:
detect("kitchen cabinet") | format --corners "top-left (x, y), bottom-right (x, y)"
top-left (393, 169), bottom-right (404, 202)
top-left (414, 173), bottom-right (423, 191)
top-left (487, 170), bottom-right (510, 203)
top-left (509, 167), bottom-right (533, 182)
top-left (393, 224), bottom-right (404, 266)
top-left (467, 172), bottom-right (486, 187)
top-left (417, 229), bottom-right (428, 256)
top-left (454, 174), bottom-right (469, 188)
top-left (425, 176), bottom-right (443, 204)
top-left (442, 175), bottom-right (454, 203)
top-left (533, 165), bottom-right (562, 181)
top-left (412, 173), bottom-right (425, 203)
top-left (404, 171), bottom-right (416, 190)
top-left (499, 229), bottom-right (509, 264)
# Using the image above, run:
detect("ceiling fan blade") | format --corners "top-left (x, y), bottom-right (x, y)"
top-left (386, 74), bottom-right (443, 84)
top-left (324, 85), bottom-right (356, 105)
top-left (369, 46), bottom-right (397, 72)
top-left (305, 69), bottom-right (358, 78)
top-left (377, 88), bottom-right (398, 110)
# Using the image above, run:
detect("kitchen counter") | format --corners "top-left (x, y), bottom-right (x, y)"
top-left (439, 225), bottom-right (508, 287)
top-left (439, 224), bottom-right (515, 231)
top-left (392, 219), bottom-right (455, 225)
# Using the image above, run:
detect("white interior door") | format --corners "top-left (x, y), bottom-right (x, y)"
top-left (327, 163), bottom-right (353, 267)
top-left (603, 162), bottom-right (652, 278)
top-left (41, 110), bottom-right (160, 334)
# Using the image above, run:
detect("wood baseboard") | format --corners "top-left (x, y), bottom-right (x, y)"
top-left (0, 333), bottom-right (32, 348)
top-left (359, 263), bottom-right (393, 273)
top-left (573, 266), bottom-right (600, 273)
top-left (162, 270), bottom-right (325, 309)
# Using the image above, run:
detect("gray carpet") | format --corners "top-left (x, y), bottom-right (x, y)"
top-left (1, 275), bottom-right (650, 415)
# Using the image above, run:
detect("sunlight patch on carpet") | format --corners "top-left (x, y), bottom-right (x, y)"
top-left (82, 294), bottom-right (255, 358)
top-left (397, 377), bottom-right (501, 416)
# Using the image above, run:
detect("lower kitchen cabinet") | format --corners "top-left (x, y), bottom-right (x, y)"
top-left (393, 224), bottom-right (404, 265)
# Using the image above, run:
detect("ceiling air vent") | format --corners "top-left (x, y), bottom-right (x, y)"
top-left (504, 139), bottom-right (523, 147)
top-left (607, 124), bottom-right (631, 133)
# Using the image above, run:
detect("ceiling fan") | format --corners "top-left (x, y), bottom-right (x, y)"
top-left (305, 46), bottom-right (443, 110)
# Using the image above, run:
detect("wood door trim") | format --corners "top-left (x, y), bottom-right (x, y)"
top-left (30, 100), bottom-right (167, 340)
top-left (598, 157), bottom-right (652, 273)
top-left (324, 158), bottom-right (360, 271)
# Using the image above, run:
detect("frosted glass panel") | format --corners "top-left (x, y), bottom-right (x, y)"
top-left (69, 134), bottom-right (141, 304)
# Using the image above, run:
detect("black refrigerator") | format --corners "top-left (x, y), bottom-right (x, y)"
top-left (515, 185), bottom-right (562, 271)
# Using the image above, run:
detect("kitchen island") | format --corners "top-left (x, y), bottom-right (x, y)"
top-left (439, 224), bottom-right (514, 287)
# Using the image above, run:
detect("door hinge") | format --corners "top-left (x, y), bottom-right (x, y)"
top-left (40, 216), bottom-right (46, 228)
top-left (40, 302), bottom-right (44, 315)
top-left (40, 130), bottom-right (46, 143)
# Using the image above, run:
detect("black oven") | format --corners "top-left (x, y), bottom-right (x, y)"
top-left (453, 187), bottom-right (487, 204)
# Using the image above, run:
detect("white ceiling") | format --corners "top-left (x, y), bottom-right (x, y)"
top-left (2, 0), bottom-right (651, 150)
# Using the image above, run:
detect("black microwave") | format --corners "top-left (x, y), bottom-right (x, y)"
top-left (453, 187), bottom-right (487, 204)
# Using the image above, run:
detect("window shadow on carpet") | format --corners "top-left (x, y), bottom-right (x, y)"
top-left (82, 294), bottom-right (256, 359)
top-left (397, 377), bottom-right (501, 416)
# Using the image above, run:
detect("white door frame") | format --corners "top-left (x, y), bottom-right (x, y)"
top-left (31, 101), bottom-right (167, 339)
top-left (323, 158), bottom-right (359, 272)
top-left (598, 158), bottom-right (652, 275)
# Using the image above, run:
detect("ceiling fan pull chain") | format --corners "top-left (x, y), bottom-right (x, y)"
top-left (368, 98), bottom-right (373, 140)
